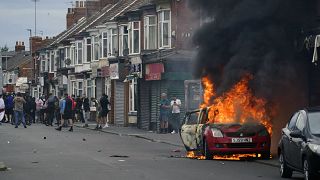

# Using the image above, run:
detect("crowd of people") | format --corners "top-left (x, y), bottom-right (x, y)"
top-left (0, 92), bottom-right (110, 131)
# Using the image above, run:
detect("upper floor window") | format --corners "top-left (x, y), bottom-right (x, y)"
top-left (159, 10), bottom-right (171, 48)
top-left (41, 55), bottom-right (47, 72)
top-left (119, 25), bottom-right (129, 56)
top-left (59, 48), bottom-right (65, 68)
top-left (70, 45), bottom-right (75, 66)
top-left (102, 32), bottom-right (108, 58)
top-left (93, 36), bottom-right (100, 61)
top-left (86, 38), bottom-right (92, 63)
top-left (110, 29), bottom-right (118, 56)
top-left (76, 41), bottom-right (83, 64)
top-left (144, 16), bottom-right (157, 50)
top-left (50, 52), bottom-right (54, 73)
top-left (129, 21), bottom-right (140, 54)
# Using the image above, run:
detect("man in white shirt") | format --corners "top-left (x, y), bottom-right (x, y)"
top-left (0, 94), bottom-right (5, 125)
top-left (170, 97), bottom-right (181, 134)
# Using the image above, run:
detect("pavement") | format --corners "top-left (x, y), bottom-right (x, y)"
top-left (74, 123), bottom-right (280, 168)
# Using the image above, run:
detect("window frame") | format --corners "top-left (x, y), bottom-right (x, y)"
top-left (110, 28), bottom-right (118, 57)
top-left (144, 15), bottom-right (157, 50)
top-left (129, 21), bottom-right (141, 55)
top-left (158, 10), bottom-right (171, 48)
top-left (119, 25), bottom-right (129, 56)
top-left (129, 78), bottom-right (138, 112)
top-left (76, 41), bottom-right (83, 65)
top-left (93, 35), bottom-right (100, 61)
top-left (85, 38), bottom-right (92, 63)
top-left (101, 32), bottom-right (108, 58)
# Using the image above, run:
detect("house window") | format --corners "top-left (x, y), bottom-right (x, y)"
top-left (71, 81), bottom-right (76, 96)
top-left (110, 29), bottom-right (118, 56)
top-left (93, 36), bottom-right (100, 61)
top-left (41, 55), bottom-right (46, 72)
top-left (119, 25), bottom-right (129, 56)
top-left (86, 38), bottom-right (91, 62)
top-left (144, 16), bottom-right (157, 50)
top-left (129, 21), bottom-right (140, 54)
top-left (86, 79), bottom-right (95, 100)
top-left (70, 45), bottom-right (75, 66)
top-left (77, 81), bottom-right (83, 96)
top-left (65, 47), bottom-right (70, 66)
top-left (159, 10), bottom-right (171, 48)
top-left (50, 53), bottom-right (54, 73)
top-left (102, 32), bottom-right (108, 58)
top-left (129, 78), bottom-right (138, 112)
top-left (59, 48), bottom-right (65, 68)
top-left (76, 41), bottom-right (83, 64)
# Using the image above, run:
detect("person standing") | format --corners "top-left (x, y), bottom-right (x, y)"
top-left (56, 94), bottom-right (74, 132)
top-left (4, 92), bottom-right (14, 124)
top-left (13, 92), bottom-right (27, 128)
top-left (82, 94), bottom-right (90, 127)
top-left (35, 97), bottom-right (44, 123)
top-left (99, 94), bottom-right (110, 128)
top-left (92, 97), bottom-right (101, 130)
top-left (30, 97), bottom-right (36, 123)
top-left (0, 94), bottom-right (5, 125)
top-left (170, 96), bottom-right (181, 134)
top-left (159, 93), bottom-right (170, 133)
top-left (75, 95), bottom-right (83, 123)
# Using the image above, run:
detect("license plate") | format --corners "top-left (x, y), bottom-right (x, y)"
top-left (231, 138), bottom-right (252, 143)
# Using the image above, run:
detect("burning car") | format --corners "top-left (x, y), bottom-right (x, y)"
top-left (180, 107), bottom-right (271, 160)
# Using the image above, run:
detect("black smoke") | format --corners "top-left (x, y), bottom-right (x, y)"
top-left (189, 0), bottom-right (316, 154)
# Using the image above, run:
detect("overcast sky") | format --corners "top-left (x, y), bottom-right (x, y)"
top-left (0, 0), bottom-right (71, 51)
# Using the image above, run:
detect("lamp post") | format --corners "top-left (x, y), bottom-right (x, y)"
top-left (31, 0), bottom-right (39, 36)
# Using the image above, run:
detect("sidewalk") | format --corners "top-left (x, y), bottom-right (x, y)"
top-left (74, 123), bottom-right (279, 167)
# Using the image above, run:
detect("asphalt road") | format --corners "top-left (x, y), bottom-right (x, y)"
top-left (0, 124), bottom-right (304, 180)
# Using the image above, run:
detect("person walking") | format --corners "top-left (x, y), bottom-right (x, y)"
top-left (46, 93), bottom-right (55, 126)
top-left (56, 94), bottom-right (74, 132)
top-left (82, 94), bottom-right (90, 127)
top-left (99, 93), bottom-right (110, 128)
top-left (170, 96), bottom-right (181, 134)
top-left (75, 95), bottom-right (83, 123)
top-left (159, 93), bottom-right (170, 133)
top-left (13, 92), bottom-right (27, 128)
top-left (92, 97), bottom-right (101, 130)
top-left (0, 94), bottom-right (5, 125)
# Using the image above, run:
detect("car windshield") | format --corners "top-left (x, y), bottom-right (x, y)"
top-left (308, 112), bottom-right (320, 135)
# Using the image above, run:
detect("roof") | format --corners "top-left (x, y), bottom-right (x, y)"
top-left (5, 52), bottom-right (32, 71)
top-left (50, 0), bottom-right (145, 47)
top-left (0, 51), bottom-right (18, 57)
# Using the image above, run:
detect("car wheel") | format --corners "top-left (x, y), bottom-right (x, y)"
top-left (304, 159), bottom-right (316, 180)
top-left (204, 140), bottom-right (213, 160)
top-left (279, 152), bottom-right (292, 178)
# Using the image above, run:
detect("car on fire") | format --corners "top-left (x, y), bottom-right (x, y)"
top-left (278, 108), bottom-right (320, 180)
top-left (180, 107), bottom-right (271, 160)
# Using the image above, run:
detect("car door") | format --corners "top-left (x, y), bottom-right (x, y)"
top-left (180, 110), bottom-right (201, 150)
top-left (282, 112), bottom-right (299, 165)
top-left (290, 111), bottom-right (307, 169)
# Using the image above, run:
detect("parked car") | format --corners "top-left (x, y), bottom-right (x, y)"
top-left (278, 108), bottom-right (320, 180)
top-left (180, 107), bottom-right (271, 160)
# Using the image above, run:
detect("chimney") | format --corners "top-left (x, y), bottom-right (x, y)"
top-left (15, 41), bottom-right (25, 52)
top-left (66, 1), bottom-right (87, 29)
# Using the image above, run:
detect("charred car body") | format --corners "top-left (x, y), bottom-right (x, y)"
top-left (180, 107), bottom-right (271, 160)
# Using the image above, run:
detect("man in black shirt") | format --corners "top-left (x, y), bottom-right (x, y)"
top-left (99, 93), bottom-right (110, 128)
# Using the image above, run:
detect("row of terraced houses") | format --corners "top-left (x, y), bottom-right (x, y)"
top-left (29, 0), bottom-right (200, 130)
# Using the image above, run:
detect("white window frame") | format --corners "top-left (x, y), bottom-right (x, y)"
top-left (129, 21), bottom-right (141, 55)
top-left (119, 25), bottom-right (129, 56)
top-left (109, 28), bottom-right (118, 57)
top-left (70, 44), bottom-right (75, 66)
top-left (101, 32), bottom-right (108, 58)
top-left (144, 16), bottom-right (157, 50)
top-left (129, 78), bottom-right (137, 112)
top-left (86, 79), bottom-right (95, 100)
top-left (93, 35), bottom-right (100, 61)
top-left (65, 46), bottom-right (70, 67)
top-left (76, 41), bottom-right (83, 65)
top-left (158, 10), bottom-right (171, 48)
top-left (77, 80), bottom-right (84, 96)
top-left (85, 38), bottom-right (92, 63)
top-left (50, 51), bottom-right (55, 73)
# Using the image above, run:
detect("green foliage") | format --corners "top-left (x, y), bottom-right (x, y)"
top-left (1, 45), bottom-right (9, 52)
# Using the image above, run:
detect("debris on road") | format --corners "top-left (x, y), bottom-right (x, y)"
top-left (172, 149), bottom-right (181, 152)
top-left (82, 138), bottom-right (86, 141)
top-left (31, 161), bottom-right (39, 164)
top-left (7, 141), bottom-right (10, 144)
top-left (118, 160), bottom-right (126, 162)
top-left (33, 149), bottom-right (37, 153)
top-left (110, 155), bottom-right (129, 158)
top-left (97, 150), bottom-right (102, 152)
top-left (43, 137), bottom-right (47, 140)
top-left (0, 162), bottom-right (8, 171)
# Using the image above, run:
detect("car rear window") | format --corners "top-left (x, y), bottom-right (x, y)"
top-left (308, 112), bottom-right (320, 135)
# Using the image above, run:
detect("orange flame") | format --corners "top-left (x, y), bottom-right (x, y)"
top-left (201, 75), bottom-right (272, 134)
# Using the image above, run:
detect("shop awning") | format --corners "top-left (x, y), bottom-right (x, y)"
top-left (145, 63), bottom-right (164, 81)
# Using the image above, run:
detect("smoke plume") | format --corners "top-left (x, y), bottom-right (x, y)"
top-left (189, 0), bottom-right (316, 153)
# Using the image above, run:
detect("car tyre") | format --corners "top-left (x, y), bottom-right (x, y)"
top-left (304, 158), bottom-right (316, 180)
top-left (203, 140), bottom-right (213, 160)
top-left (279, 152), bottom-right (292, 178)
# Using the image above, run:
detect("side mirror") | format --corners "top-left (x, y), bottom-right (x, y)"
top-left (290, 130), bottom-right (304, 139)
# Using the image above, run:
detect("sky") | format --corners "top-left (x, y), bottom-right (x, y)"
top-left (0, 0), bottom-right (72, 51)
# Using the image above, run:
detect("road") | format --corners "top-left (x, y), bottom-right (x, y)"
top-left (0, 124), bottom-right (304, 180)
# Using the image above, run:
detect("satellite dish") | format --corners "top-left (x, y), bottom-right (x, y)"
top-left (65, 58), bottom-right (72, 65)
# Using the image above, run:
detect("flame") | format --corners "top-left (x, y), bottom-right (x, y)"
top-left (186, 151), bottom-right (272, 160)
top-left (201, 75), bottom-right (272, 134)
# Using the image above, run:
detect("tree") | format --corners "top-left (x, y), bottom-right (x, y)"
top-left (1, 45), bottom-right (9, 52)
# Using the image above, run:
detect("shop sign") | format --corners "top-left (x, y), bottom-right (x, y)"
top-left (145, 63), bottom-right (164, 81)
